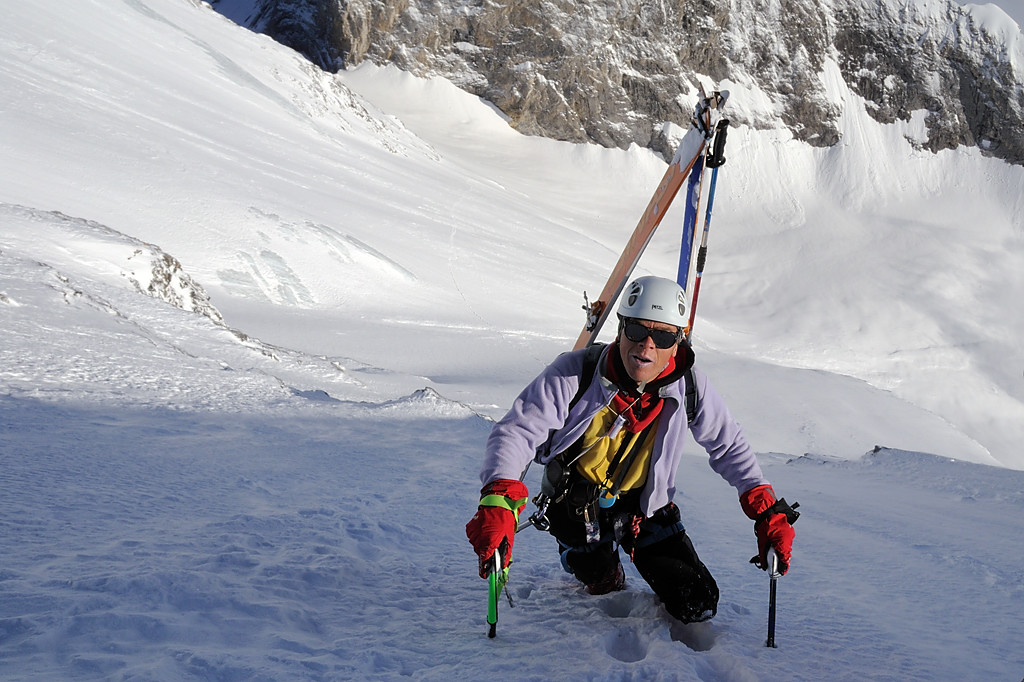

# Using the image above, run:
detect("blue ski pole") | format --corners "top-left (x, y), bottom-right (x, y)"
top-left (685, 119), bottom-right (729, 339)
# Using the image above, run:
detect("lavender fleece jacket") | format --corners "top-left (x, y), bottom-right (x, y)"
top-left (480, 344), bottom-right (769, 517)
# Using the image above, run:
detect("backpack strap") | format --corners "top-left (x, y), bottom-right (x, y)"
top-left (683, 367), bottom-right (698, 424)
top-left (535, 343), bottom-right (605, 463)
top-left (568, 342), bottom-right (606, 413)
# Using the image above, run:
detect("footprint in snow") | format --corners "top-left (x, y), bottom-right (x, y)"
top-left (593, 590), bottom-right (656, 618)
top-left (603, 626), bottom-right (648, 663)
top-left (669, 619), bottom-right (719, 651)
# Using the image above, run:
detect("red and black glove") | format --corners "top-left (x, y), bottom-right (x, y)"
top-left (465, 479), bottom-right (529, 579)
top-left (740, 484), bottom-right (799, 574)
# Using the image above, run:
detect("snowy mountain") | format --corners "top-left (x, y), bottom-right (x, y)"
top-left (212, 0), bottom-right (1024, 164)
top-left (2, 0), bottom-right (1024, 679)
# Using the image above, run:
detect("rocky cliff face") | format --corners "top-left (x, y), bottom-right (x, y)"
top-left (833, 1), bottom-right (1022, 161)
top-left (213, 0), bottom-right (1024, 165)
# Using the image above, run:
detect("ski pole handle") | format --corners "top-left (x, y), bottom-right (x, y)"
top-left (767, 547), bottom-right (782, 578)
top-left (706, 119), bottom-right (729, 168)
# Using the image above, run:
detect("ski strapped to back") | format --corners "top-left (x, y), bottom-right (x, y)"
top-left (676, 152), bottom-right (706, 293)
top-left (573, 87), bottom-right (728, 351)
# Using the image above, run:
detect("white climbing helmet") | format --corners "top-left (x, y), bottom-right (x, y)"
top-left (616, 276), bottom-right (687, 328)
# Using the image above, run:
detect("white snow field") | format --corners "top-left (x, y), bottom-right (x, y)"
top-left (1, 1), bottom-right (1023, 680)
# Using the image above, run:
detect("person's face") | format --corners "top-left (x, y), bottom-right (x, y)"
top-left (617, 318), bottom-right (680, 384)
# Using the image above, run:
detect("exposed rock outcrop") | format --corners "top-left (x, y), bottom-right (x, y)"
top-left (213, 0), bottom-right (1024, 165)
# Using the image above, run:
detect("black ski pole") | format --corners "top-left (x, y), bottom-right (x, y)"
top-left (766, 548), bottom-right (781, 648)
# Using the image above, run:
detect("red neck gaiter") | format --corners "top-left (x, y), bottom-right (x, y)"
top-left (604, 344), bottom-right (676, 433)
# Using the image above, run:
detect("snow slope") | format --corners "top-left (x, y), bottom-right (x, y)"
top-left (2, 1), bottom-right (1023, 680)
top-left (964, 0), bottom-right (1024, 34)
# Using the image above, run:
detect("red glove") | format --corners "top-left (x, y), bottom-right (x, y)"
top-left (465, 479), bottom-right (529, 578)
top-left (740, 484), bottom-right (798, 574)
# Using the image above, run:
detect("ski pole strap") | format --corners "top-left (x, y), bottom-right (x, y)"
top-left (479, 494), bottom-right (529, 524)
top-left (754, 498), bottom-right (801, 529)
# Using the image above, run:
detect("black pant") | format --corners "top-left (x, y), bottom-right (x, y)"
top-left (546, 481), bottom-right (719, 624)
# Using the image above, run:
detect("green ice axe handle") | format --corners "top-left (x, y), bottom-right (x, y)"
top-left (487, 549), bottom-right (501, 638)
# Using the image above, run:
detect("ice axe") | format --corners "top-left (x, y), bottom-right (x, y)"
top-left (487, 547), bottom-right (513, 638)
top-left (487, 550), bottom-right (500, 638)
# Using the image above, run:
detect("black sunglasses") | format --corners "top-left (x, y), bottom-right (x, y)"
top-left (621, 320), bottom-right (681, 349)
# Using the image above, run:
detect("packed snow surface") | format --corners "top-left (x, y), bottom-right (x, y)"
top-left (2, 1), bottom-right (1023, 680)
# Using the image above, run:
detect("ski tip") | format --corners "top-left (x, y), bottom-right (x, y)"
top-left (718, 89), bottom-right (730, 106)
